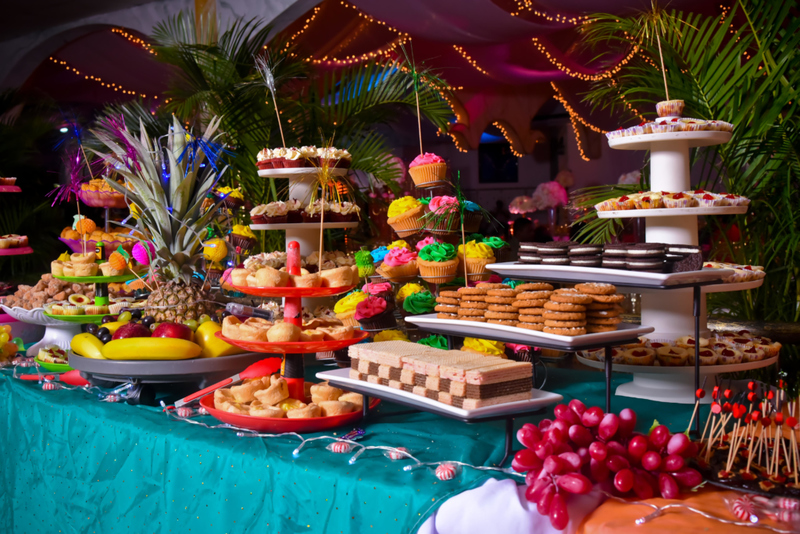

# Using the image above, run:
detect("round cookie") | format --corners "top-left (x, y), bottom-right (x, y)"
top-left (586, 316), bottom-right (622, 325)
top-left (544, 301), bottom-right (586, 312)
top-left (518, 314), bottom-right (545, 323)
top-left (475, 283), bottom-right (510, 289)
top-left (551, 293), bottom-right (593, 305)
top-left (586, 324), bottom-right (618, 333)
top-left (437, 313), bottom-right (458, 319)
top-left (541, 256), bottom-right (569, 265)
top-left (435, 304), bottom-right (459, 314)
top-left (487, 289), bottom-right (519, 297)
top-left (460, 316), bottom-right (486, 322)
top-left (516, 283), bottom-right (554, 291)
top-left (439, 291), bottom-right (460, 298)
top-left (485, 311), bottom-right (519, 320)
top-left (587, 302), bottom-right (616, 310)
top-left (543, 311), bottom-right (586, 321)
top-left (517, 291), bottom-right (553, 300)
top-left (590, 293), bottom-right (626, 304)
top-left (513, 298), bottom-right (548, 308)
top-left (461, 301), bottom-right (488, 309)
top-left (574, 282), bottom-right (617, 295)
top-left (436, 297), bottom-right (460, 305)
top-left (487, 319), bottom-right (517, 326)
top-left (487, 304), bottom-right (517, 313)
top-left (554, 288), bottom-right (580, 294)
top-left (485, 296), bottom-right (516, 304)
top-left (460, 295), bottom-right (486, 302)
top-left (586, 308), bottom-right (622, 318)
top-left (544, 326), bottom-right (586, 336)
top-left (517, 322), bottom-right (545, 331)
top-left (457, 287), bottom-right (489, 295)
top-left (518, 307), bottom-right (545, 315)
top-left (458, 308), bottom-right (485, 316)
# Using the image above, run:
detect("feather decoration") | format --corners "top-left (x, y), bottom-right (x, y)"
top-left (254, 53), bottom-right (286, 148)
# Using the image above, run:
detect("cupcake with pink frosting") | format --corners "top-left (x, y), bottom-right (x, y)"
top-left (415, 236), bottom-right (441, 251)
top-left (355, 296), bottom-right (397, 331)
top-left (362, 281), bottom-right (395, 310)
top-left (408, 153), bottom-right (447, 187)
top-left (377, 247), bottom-right (418, 283)
top-left (426, 195), bottom-right (460, 234)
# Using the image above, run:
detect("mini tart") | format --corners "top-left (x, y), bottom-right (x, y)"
top-left (73, 263), bottom-right (98, 277)
top-left (50, 260), bottom-right (65, 276)
top-left (655, 346), bottom-right (688, 366)
top-left (622, 348), bottom-right (656, 366)
top-left (662, 192), bottom-right (696, 209)
top-left (633, 192), bottom-right (663, 210)
top-left (70, 252), bottom-right (96, 264)
top-left (49, 304), bottom-right (64, 315)
top-left (674, 336), bottom-right (709, 349)
top-left (62, 263), bottom-right (76, 277)
top-left (62, 304), bottom-right (84, 316)
top-left (99, 262), bottom-right (124, 277)
top-left (689, 348), bottom-right (719, 366)
top-left (741, 346), bottom-right (765, 362)
top-left (611, 195), bottom-right (636, 210)
top-left (696, 193), bottom-right (724, 208)
top-left (717, 348), bottom-right (743, 364)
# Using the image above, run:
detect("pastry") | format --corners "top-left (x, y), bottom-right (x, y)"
top-left (221, 316), bottom-right (242, 339)
top-left (299, 329), bottom-right (326, 342)
top-left (254, 377), bottom-right (290, 405)
top-left (287, 404), bottom-right (322, 418)
top-left (623, 348), bottom-right (656, 365)
top-left (255, 266), bottom-right (289, 287)
top-left (231, 376), bottom-right (271, 403)
top-left (310, 383), bottom-right (344, 404)
top-left (338, 392), bottom-right (364, 409)
top-left (237, 320), bottom-right (269, 341)
top-left (655, 346), bottom-right (689, 366)
top-left (318, 326), bottom-right (354, 340)
top-left (291, 272), bottom-right (321, 288)
top-left (318, 265), bottom-right (356, 288)
top-left (266, 322), bottom-right (301, 342)
top-left (99, 262), bottom-right (124, 276)
top-left (249, 404), bottom-right (286, 418)
top-left (408, 152), bottom-right (447, 187)
top-left (318, 400), bottom-right (355, 417)
top-left (230, 268), bottom-right (250, 286)
top-left (50, 261), bottom-right (65, 276)
top-left (73, 263), bottom-right (98, 277)
top-left (70, 252), bottom-right (96, 264)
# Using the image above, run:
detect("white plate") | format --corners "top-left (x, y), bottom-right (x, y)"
top-left (317, 368), bottom-right (563, 419)
top-left (257, 167), bottom-right (348, 178)
top-left (702, 278), bottom-right (763, 293)
top-left (575, 354), bottom-right (777, 374)
top-left (595, 206), bottom-right (747, 218)
top-left (486, 262), bottom-right (733, 288)
top-left (250, 222), bottom-right (358, 231)
top-left (608, 130), bottom-right (731, 150)
top-left (404, 314), bottom-right (653, 350)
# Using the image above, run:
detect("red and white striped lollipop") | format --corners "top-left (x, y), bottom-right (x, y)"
top-left (328, 441), bottom-right (352, 454)
top-left (435, 463), bottom-right (458, 481)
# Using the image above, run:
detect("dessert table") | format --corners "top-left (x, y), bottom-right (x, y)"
top-left (0, 364), bottom-right (767, 534)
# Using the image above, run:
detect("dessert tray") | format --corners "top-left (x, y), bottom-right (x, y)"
top-left (607, 130), bottom-right (732, 150)
top-left (250, 222), bottom-right (358, 231)
top-left (257, 167), bottom-right (348, 178)
top-left (317, 368), bottom-right (563, 420)
top-left (0, 246), bottom-right (33, 256)
top-left (576, 354), bottom-right (778, 375)
top-left (596, 206), bottom-right (748, 218)
top-left (215, 329), bottom-right (370, 354)
top-left (405, 314), bottom-right (653, 351)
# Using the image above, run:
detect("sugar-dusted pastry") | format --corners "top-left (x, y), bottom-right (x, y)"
top-left (256, 266), bottom-right (289, 287)
top-left (214, 388), bottom-right (234, 409)
top-left (266, 322), bottom-right (301, 342)
top-left (231, 376), bottom-right (271, 402)
top-left (318, 265), bottom-right (356, 288)
top-left (249, 402), bottom-right (286, 418)
top-left (221, 315), bottom-right (242, 339)
top-left (310, 383), bottom-right (343, 404)
top-left (655, 346), bottom-right (688, 367)
top-left (338, 392), bottom-right (364, 409)
top-left (286, 404), bottom-right (321, 418)
top-left (292, 272), bottom-right (321, 288)
top-left (318, 326), bottom-right (354, 341)
top-left (254, 377), bottom-right (290, 405)
top-left (318, 400), bottom-right (356, 417)
top-left (230, 268), bottom-right (249, 286)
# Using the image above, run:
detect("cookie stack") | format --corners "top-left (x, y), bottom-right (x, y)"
top-left (602, 244), bottom-right (629, 269)
top-left (484, 287), bottom-right (521, 326)
top-left (456, 284), bottom-right (500, 323)
top-left (511, 283), bottom-right (555, 332)
top-left (537, 242), bottom-right (575, 266)
top-left (542, 288), bottom-right (591, 336)
top-left (568, 244), bottom-right (603, 267)
top-left (435, 289), bottom-right (460, 319)
top-left (626, 243), bottom-right (666, 272)
top-left (575, 283), bottom-right (626, 333)
top-left (518, 243), bottom-right (541, 264)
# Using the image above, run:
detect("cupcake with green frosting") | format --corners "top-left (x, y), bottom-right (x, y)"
top-left (482, 236), bottom-right (511, 263)
top-left (355, 250), bottom-right (375, 279)
top-left (417, 242), bottom-right (458, 284)
top-left (401, 290), bottom-right (436, 316)
top-left (418, 334), bottom-right (448, 350)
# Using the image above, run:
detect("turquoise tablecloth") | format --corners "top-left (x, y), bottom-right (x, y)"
top-left (0, 364), bottom-right (696, 534)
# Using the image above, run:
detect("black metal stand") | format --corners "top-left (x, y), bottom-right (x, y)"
top-left (693, 285), bottom-right (701, 436)
top-left (604, 346), bottom-right (613, 413)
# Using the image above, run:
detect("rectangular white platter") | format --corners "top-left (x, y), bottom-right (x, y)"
top-left (595, 206), bottom-right (747, 218)
top-left (257, 167), bottom-right (348, 178)
top-left (404, 314), bottom-right (654, 350)
top-left (486, 262), bottom-right (733, 288)
top-left (317, 367), bottom-right (563, 420)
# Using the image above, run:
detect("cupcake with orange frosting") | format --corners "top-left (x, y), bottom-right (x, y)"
top-left (457, 240), bottom-right (495, 281)
top-left (408, 153), bottom-right (447, 187)
top-left (377, 248), bottom-right (418, 282)
top-left (386, 196), bottom-right (425, 238)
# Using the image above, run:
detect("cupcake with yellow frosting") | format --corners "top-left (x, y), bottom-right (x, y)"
top-left (373, 329), bottom-right (409, 342)
top-left (395, 282), bottom-right (425, 304)
top-left (417, 243), bottom-right (458, 284)
top-left (387, 240), bottom-right (412, 251)
top-left (457, 240), bottom-right (495, 281)
top-left (215, 186), bottom-right (245, 209)
top-left (460, 337), bottom-right (506, 358)
top-left (227, 225), bottom-right (257, 252)
top-left (386, 196), bottom-right (425, 238)
top-left (334, 290), bottom-right (367, 327)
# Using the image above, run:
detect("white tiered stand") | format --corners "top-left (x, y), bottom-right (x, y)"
top-left (595, 129), bottom-right (772, 403)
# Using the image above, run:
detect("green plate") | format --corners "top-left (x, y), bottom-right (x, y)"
top-left (43, 312), bottom-right (110, 325)
top-left (52, 273), bottom-right (139, 283)
top-left (34, 357), bottom-right (73, 373)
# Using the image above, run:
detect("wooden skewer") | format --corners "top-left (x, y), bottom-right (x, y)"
top-left (745, 423), bottom-right (759, 474)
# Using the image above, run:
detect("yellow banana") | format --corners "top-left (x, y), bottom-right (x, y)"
top-left (101, 337), bottom-right (201, 360)
top-left (194, 321), bottom-right (244, 358)
top-left (70, 333), bottom-right (106, 359)
top-left (100, 320), bottom-right (129, 335)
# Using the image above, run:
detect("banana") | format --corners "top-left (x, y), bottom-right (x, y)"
top-left (102, 337), bottom-right (202, 360)
top-left (100, 320), bottom-right (129, 335)
top-left (194, 321), bottom-right (244, 358)
top-left (70, 333), bottom-right (106, 359)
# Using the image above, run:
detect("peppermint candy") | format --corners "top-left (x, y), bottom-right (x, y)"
top-left (768, 510), bottom-right (800, 524)
top-left (197, 406), bottom-right (209, 416)
top-left (386, 447), bottom-right (409, 460)
top-left (774, 497), bottom-right (800, 511)
top-left (731, 495), bottom-right (757, 522)
top-left (176, 407), bottom-right (193, 418)
top-left (328, 441), bottom-right (352, 454)
top-left (435, 463), bottom-right (458, 481)
top-left (105, 394), bottom-right (121, 403)
top-left (42, 382), bottom-right (61, 391)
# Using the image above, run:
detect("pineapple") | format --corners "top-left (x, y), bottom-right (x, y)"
top-left (93, 116), bottom-right (226, 323)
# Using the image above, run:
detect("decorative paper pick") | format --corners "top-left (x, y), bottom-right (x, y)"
top-left (254, 54), bottom-right (286, 148)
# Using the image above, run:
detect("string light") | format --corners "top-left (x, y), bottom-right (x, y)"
top-left (111, 28), bottom-right (156, 55)
top-left (551, 82), bottom-right (605, 161)
top-left (452, 45), bottom-right (489, 76)
top-left (309, 36), bottom-right (412, 65)
top-left (509, 0), bottom-right (590, 24)
top-left (492, 121), bottom-right (524, 157)
top-left (48, 56), bottom-right (152, 99)
top-left (287, 6), bottom-right (321, 44)
top-left (531, 38), bottom-right (639, 81)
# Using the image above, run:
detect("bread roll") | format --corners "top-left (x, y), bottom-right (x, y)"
top-left (287, 404), bottom-right (321, 418)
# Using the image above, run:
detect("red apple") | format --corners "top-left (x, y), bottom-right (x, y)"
top-left (112, 323), bottom-right (152, 340)
top-left (152, 322), bottom-right (193, 341)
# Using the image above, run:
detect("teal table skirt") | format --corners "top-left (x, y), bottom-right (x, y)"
top-left (0, 365), bottom-right (696, 534)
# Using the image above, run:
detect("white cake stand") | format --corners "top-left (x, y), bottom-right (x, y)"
top-left (1, 306), bottom-right (82, 356)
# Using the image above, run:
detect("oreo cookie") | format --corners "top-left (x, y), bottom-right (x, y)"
top-left (568, 244), bottom-right (603, 256)
top-left (627, 257), bottom-right (665, 271)
top-left (627, 243), bottom-right (667, 257)
top-left (667, 245), bottom-right (702, 257)
top-left (602, 257), bottom-right (627, 269)
top-left (603, 244), bottom-right (629, 256)
top-left (520, 242), bottom-right (539, 253)
top-left (537, 241), bottom-right (572, 256)
top-left (569, 255), bottom-right (602, 267)
top-left (540, 256), bottom-right (570, 265)
top-left (519, 253), bottom-right (542, 264)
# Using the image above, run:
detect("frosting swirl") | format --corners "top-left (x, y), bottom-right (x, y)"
top-left (409, 153), bottom-right (445, 168)
top-left (387, 196), bottom-right (422, 218)
top-left (362, 282), bottom-right (392, 296)
top-left (387, 240), bottom-right (412, 250)
top-left (370, 246), bottom-right (390, 263)
top-left (482, 236), bottom-right (508, 250)
top-left (334, 290), bottom-right (367, 314)
top-left (355, 296), bottom-right (387, 320)
top-left (462, 200), bottom-right (481, 213)
top-left (419, 243), bottom-right (456, 262)
top-left (418, 334), bottom-right (448, 350)
top-left (373, 329), bottom-right (409, 342)
top-left (355, 250), bottom-right (373, 267)
top-left (402, 291), bottom-right (436, 315)
top-left (382, 248), bottom-right (417, 267)
top-left (265, 201), bottom-right (288, 217)
top-left (231, 225), bottom-right (256, 239)
top-left (463, 337), bottom-right (505, 357)
top-left (415, 236), bottom-right (440, 251)
top-left (457, 240), bottom-right (494, 259)
top-left (396, 283), bottom-right (425, 302)
top-left (429, 195), bottom-right (459, 214)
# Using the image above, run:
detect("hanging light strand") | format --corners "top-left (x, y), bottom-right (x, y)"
top-left (111, 28), bottom-right (156, 55)
top-left (452, 45), bottom-right (490, 76)
top-left (287, 6), bottom-right (322, 44)
top-left (509, 0), bottom-right (590, 24)
top-left (551, 81), bottom-right (601, 161)
top-left (492, 121), bottom-right (524, 157)
top-left (531, 37), bottom-right (639, 81)
top-left (48, 56), bottom-right (153, 99)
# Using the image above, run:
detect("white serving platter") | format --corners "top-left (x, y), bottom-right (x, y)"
top-left (250, 222), bottom-right (358, 231)
top-left (404, 314), bottom-right (653, 351)
top-left (257, 167), bottom-right (348, 178)
top-left (596, 206), bottom-right (747, 218)
top-left (608, 130), bottom-right (731, 150)
top-left (575, 354), bottom-right (778, 375)
top-left (317, 368), bottom-right (563, 420)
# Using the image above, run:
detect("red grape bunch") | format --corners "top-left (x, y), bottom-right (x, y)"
top-left (512, 400), bottom-right (703, 530)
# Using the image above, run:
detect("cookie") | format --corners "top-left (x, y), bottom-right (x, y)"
top-left (670, 253), bottom-right (703, 273)
top-left (437, 313), bottom-right (458, 319)
top-left (435, 305), bottom-right (459, 313)
top-left (569, 256), bottom-right (602, 267)
top-left (487, 304), bottom-right (517, 313)
top-left (485, 311), bottom-right (519, 320)
top-left (568, 244), bottom-right (603, 256)
top-left (543, 311), bottom-right (586, 321)
top-left (586, 324), bottom-right (618, 333)
top-left (487, 319), bottom-right (518, 326)
top-left (627, 258), bottom-right (665, 271)
top-left (436, 297), bottom-right (460, 305)
top-left (460, 316), bottom-right (486, 323)
top-left (543, 301), bottom-right (587, 312)
top-left (457, 287), bottom-right (489, 295)
top-left (475, 283), bottom-right (510, 289)
top-left (487, 289), bottom-right (518, 297)
top-left (439, 290), bottom-right (460, 298)
top-left (574, 282), bottom-right (617, 295)
top-left (513, 299), bottom-right (548, 308)
top-left (460, 295), bottom-right (486, 302)
top-left (590, 293), bottom-right (626, 304)
top-left (519, 254), bottom-right (541, 264)
top-left (457, 308), bottom-right (485, 316)
top-left (554, 288), bottom-right (579, 294)
top-left (518, 307), bottom-right (545, 316)
top-left (602, 244), bottom-right (629, 256)
top-left (537, 241), bottom-right (573, 255)
top-left (460, 301), bottom-right (488, 309)
top-left (541, 256), bottom-right (570, 265)
top-left (602, 257), bottom-right (627, 269)
top-left (586, 316), bottom-right (622, 325)
top-left (587, 301), bottom-right (616, 310)
top-left (516, 290), bottom-right (553, 300)
top-left (551, 293), bottom-right (593, 305)
top-left (586, 308), bottom-right (622, 318)
top-left (666, 245), bottom-right (701, 256)
top-left (543, 326), bottom-right (586, 336)
top-left (544, 319), bottom-right (586, 328)
top-left (518, 314), bottom-right (545, 323)
top-left (516, 283), bottom-right (554, 291)
top-left (519, 243), bottom-right (539, 253)
top-left (485, 296), bottom-right (516, 304)
top-left (627, 243), bottom-right (666, 257)
top-left (517, 322), bottom-right (545, 331)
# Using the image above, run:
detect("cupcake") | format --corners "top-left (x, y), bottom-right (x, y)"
top-left (335, 201), bottom-right (361, 222)
top-left (482, 236), bottom-right (512, 263)
top-left (85, 305), bottom-right (108, 315)
top-left (373, 329), bottom-right (409, 342)
top-left (387, 240), bottom-right (413, 251)
top-left (283, 147), bottom-right (304, 168)
top-left (302, 200), bottom-right (327, 223)
top-left (386, 196), bottom-right (425, 238)
top-left (401, 290), bottom-right (436, 316)
top-left (696, 193), bottom-right (724, 208)
top-left (461, 337), bottom-right (506, 357)
top-left (355, 296), bottom-right (397, 331)
top-left (378, 248), bottom-right (418, 282)
top-left (334, 290), bottom-right (367, 327)
top-left (250, 204), bottom-right (268, 224)
top-left (256, 148), bottom-right (272, 169)
top-left (417, 243), bottom-right (458, 284)
top-left (426, 196), bottom-right (460, 234)
top-left (611, 195), bottom-right (636, 210)
top-left (461, 201), bottom-right (483, 233)
top-left (718, 348), bottom-right (743, 365)
top-left (689, 348), bottom-right (719, 366)
top-left (415, 236), bottom-right (440, 252)
top-left (49, 304), bottom-right (64, 315)
top-left (227, 225), bottom-right (257, 253)
top-left (418, 334), bottom-right (448, 350)
top-left (319, 147), bottom-right (352, 169)
top-left (299, 146), bottom-right (319, 166)
top-left (656, 100), bottom-right (685, 118)
top-left (622, 348), bottom-right (656, 365)
top-left (362, 281), bottom-right (395, 310)
top-left (215, 186), bottom-right (245, 209)
top-left (263, 201), bottom-right (289, 224)
top-left (634, 192), bottom-right (663, 210)
top-left (286, 199), bottom-right (303, 223)
top-left (63, 304), bottom-right (84, 316)
top-left (395, 282), bottom-right (425, 305)
top-left (662, 192), bottom-right (696, 209)
top-left (408, 153), bottom-right (447, 187)
top-left (457, 240), bottom-right (496, 282)
top-left (721, 194), bottom-right (750, 207)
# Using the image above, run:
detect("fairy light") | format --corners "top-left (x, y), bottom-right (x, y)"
top-left (551, 82), bottom-right (604, 161)
top-left (452, 45), bottom-right (489, 76)
top-left (509, 0), bottom-right (590, 24)
top-left (309, 36), bottom-right (411, 65)
top-left (111, 28), bottom-right (156, 55)
top-left (48, 56), bottom-right (150, 98)
top-left (447, 132), bottom-right (469, 153)
top-left (531, 38), bottom-right (639, 81)
top-left (287, 6), bottom-right (321, 44)
top-left (492, 121), bottom-right (524, 157)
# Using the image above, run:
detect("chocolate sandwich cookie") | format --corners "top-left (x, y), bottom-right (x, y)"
top-left (627, 257), bottom-right (665, 272)
top-left (537, 241), bottom-right (572, 256)
top-left (569, 255), bottom-right (602, 267)
top-left (519, 242), bottom-right (539, 253)
top-left (626, 243), bottom-right (667, 257)
top-left (518, 253), bottom-right (542, 264)
top-left (669, 252), bottom-right (703, 273)
top-left (568, 244), bottom-right (603, 256)
top-left (541, 256), bottom-right (570, 265)
top-left (602, 256), bottom-right (627, 269)
top-left (666, 245), bottom-right (702, 257)
top-left (602, 244), bottom-right (629, 256)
